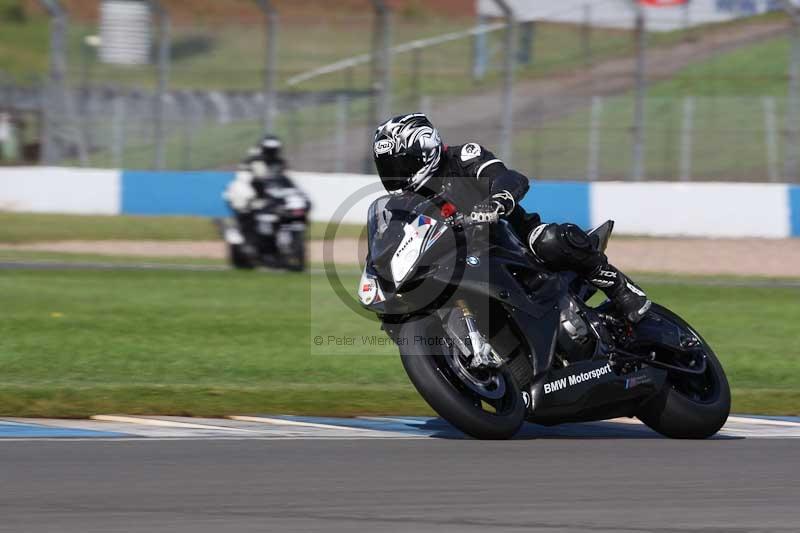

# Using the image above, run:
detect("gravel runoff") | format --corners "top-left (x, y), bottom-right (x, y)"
top-left (1, 237), bottom-right (799, 278)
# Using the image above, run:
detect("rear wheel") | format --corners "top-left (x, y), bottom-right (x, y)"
top-left (397, 314), bottom-right (526, 440)
top-left (637, 304), bottom-right (730, 439)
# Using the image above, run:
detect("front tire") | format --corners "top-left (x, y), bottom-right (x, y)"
top-left (637, 305), bottom-right (731, 439)
top-left (229, 244), bottom-right (254, 270)
top-left (283, 230), bottom-right (306, 272)
top-left (397, 314), bottom-right (526, 440)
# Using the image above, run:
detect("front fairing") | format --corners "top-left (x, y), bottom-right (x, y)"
top-left (359, 194), bottom-right (569, 381)
top-left (359, 190), bottom-right (551, 316)
top-left (369, 174), bottom-right (483, 270)
top-left (368, 194), bottom-right (442, 271)
top-left (359, 193), bottom-right (455, 314)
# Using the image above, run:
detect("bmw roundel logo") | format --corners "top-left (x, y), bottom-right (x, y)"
top-left (466, 256), bottom-right (480, 267)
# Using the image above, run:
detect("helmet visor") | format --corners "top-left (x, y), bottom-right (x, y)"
top-left (375, 153), bottom-right (424, 192)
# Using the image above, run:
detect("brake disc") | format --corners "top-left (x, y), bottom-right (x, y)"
top-left (443, 345), bottom-right (506, 400)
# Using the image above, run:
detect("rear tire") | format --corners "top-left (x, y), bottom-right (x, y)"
top-left (637, 305), bottom-right (731, 439)
top-left (397, 315), bottom-right (526, 440)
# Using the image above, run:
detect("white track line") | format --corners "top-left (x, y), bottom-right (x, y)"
top-left (0, 436), bottom-right (429, 443)
top-left (606, 416), bottom-right (800, 429)
top-left (359, 416), bottom-right (428, 425)
top-left (726, 416), bottom-right (800, 428)
top-left (91, 415), bottom-right (258, 433)
top-left (228, 415), bottom-right (377, 432)
top-left (606, 417), bottom-right (645, 426)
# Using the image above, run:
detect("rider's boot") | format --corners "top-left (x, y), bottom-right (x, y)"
top-left (526, 222), bottom-right (651, 323)
top-left (588, 264), bottom-right (652, 324)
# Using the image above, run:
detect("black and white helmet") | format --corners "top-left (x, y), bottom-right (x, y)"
top-left (259, 134), bottom-right (283, 164)
top-left (373, 113), bottom-right (443, 194)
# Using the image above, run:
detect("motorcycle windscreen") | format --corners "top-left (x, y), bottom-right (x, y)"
top-left (366, 195), bottom-right (395, 265)
top-left (366, 194), bottom-right (457, 306)
top-left (367, 193), bottom-right (434, 266)
top-left (587, 220), bottom-right (614, 253)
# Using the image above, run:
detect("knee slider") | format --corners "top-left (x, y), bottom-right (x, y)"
top-left (529, 223), bottom-right (605, 273)
top-left (528, 224), bottom-right (567, 267)
top-left (561, 224), bottom-right (592, 251)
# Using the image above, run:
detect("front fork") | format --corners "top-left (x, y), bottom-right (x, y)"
top-left (448, 300), bottom-right (504, 369)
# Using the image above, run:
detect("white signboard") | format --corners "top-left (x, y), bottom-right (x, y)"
top-left (477, 0), bottom-right (793, 31)
top-left (100, 0), bottom-right (152, 65)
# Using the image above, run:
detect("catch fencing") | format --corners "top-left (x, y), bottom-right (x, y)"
top-left (2, 1), bottom-right (800, 182)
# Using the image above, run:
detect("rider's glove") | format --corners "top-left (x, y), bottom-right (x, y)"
top-left (491, 190), bottom-right (516, 215)
top-left (470, 201), bottom-right (504, 224)
top-left (469, 191), bottom-right (515, 224)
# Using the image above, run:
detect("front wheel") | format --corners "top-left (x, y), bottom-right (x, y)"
top-left (228, 244), bottom-right (254, 270)
top-left (278, 229), bottom-right (306, 272)
top-left (285, 230), bottom-right (306, 272)
top-left (396, 314), bottom-right (526, 440)
top-left (637, 304), bottom-right (731, 439)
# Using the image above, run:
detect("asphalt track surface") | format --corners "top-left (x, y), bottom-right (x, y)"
top-left (0, 438), bottom-right (797, 533)
top-left (1, 415), bottom-right (799, 532)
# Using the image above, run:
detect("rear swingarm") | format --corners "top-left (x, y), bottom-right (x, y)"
top-left (612, 347), bottom-right (708, 376)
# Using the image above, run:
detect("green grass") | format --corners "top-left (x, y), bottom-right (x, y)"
top-left (0, 10), bottom-right (650, 170)
top-left (0, 249), bottom-right (226, 266)
top-left (0, 268), bottom-right (418, 417)
top-left (0, 8), bottom-right (632, 94)
top-left (0, 0), bottom-right (48, 82)
top-left (75, 95), bottom-right (373, 171)
top-left (515, 94), bottom-right (787, 180)
top-left (5, 2), bottom-right (740, 95)
top-left (0, 267), bottom-right (797, 418)
top-left (6, 5), bottom-right (789, 172)
top-left (60, 17), bottom-right (627, 171)
top-left (0, 212), bottom-right (362, 243)
top-left (0, 213), bottom-right (219, 243)
top-left (648, 34), bottom-right (791, 98)
top-left (514, 28), bottom-right (797, 180)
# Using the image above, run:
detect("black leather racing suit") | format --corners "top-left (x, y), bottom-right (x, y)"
top-left (420, 142), bottom-right (651, 322)
top-left (430, 143), bottom-right (537, 236)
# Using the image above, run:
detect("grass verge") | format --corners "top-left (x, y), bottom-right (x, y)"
top-left (515, 25), bottom-right (794, 180)
top-left (0, 267), bottom-right (797, 417)
top-left (0, 212), bottom-right (362, 242)
top-left (0, 249), bottom-right (226, 266)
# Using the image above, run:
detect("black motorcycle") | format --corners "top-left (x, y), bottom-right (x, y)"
top-left (223, 190), bottom-right (309, 272)
top-left (358, 192), bottom-right (730, 440)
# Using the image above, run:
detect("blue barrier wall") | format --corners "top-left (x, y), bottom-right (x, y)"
top-left (121, 171), bottom-right (233, 217)
top-left (519, 181), bottom-right (591, 229)
top-left (119, 172), bottom-right (594, 227)
top-left (2, 167), bottom-right (793, 237)
top-left (791, 186), bottom-right (800, 237)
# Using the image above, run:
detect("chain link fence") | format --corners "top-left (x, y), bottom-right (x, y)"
top-left (2, 1), bottom-right (800, 182)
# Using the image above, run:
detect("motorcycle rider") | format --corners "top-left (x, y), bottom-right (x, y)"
top-left (372, 113), bottom-right (651, 323)
top-left (223, 135), bottom-right (310, 264)
top-left (224, 134), bottom-right (303, 212)
top-left (245, 134), bottom-right (287, 173)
